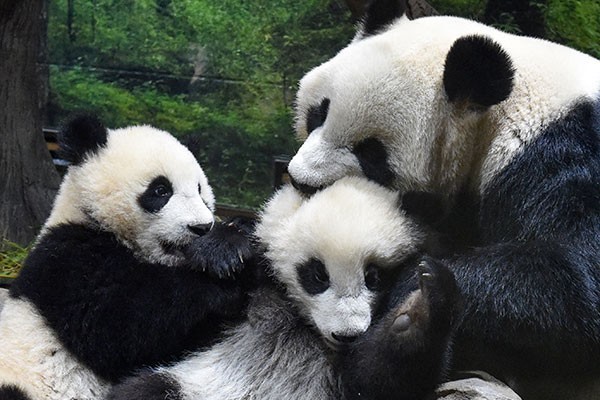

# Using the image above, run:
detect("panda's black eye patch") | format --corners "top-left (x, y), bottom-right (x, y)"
top-left (306, 98), bottom-right (330, 135)
top-left (352, 138), bottom-right (394, 188)
top-left (138, 175), bottom-right (173, 213)
top-left (364, 263), bottom-right (382, 291)
top-left (296, 258), bottom-right (330, 295)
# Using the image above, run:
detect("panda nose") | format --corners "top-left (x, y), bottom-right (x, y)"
top-left (188, 222), bottom-right (213, 236)
top-left (331, 332), bottom-right (359, 344)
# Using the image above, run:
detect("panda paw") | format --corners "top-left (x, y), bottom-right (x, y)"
top-left (338, 259), bottom-right (461, 400)
top-left (184, 217), bottom-right (257, 280)
top-left (389, 257), bottom-right (461, 344)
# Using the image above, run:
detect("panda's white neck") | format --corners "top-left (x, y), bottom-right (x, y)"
top-left (39, 175), bottom-right (92, 238)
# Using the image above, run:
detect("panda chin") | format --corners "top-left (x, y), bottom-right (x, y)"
top-left (158, 240), bottom-right (187, 263)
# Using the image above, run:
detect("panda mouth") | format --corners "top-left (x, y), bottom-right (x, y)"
top-left (290, 178), bottom-right (324, 196)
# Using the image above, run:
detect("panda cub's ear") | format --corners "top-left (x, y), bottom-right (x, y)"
top-left (59, 114), bottom-right (108, 165)
top-left (443, 35), bottom-right (515, 109)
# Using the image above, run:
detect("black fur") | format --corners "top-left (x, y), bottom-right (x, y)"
top-left (342, 99), bottom-right (600, 396)
top-left (443, 35), bottom-right (515, 108)
top-left (296, 258), bottom-right (330, 295)
top-left (290, 178), bottom-right (323, 196)
top-left (449, 99), bottom-right (600, 380)
top-left (361, 0), bottom-right (407, 37)
top-left (364, 263), bottom-right (382, 291)
top-left (184, 217), bottom-right (259, 280)
top-left (59, 114), bottom-right (108, 165)
top-left (353, 137), bottom-right (395, 188)
top-left (400, 191), bottom-right (445, 226)
top-left (106, 371), bottom-right (183, 400)
top-left (9, 223), bottom-right (253, 383)
top-left (361, 0), bottom-right (437, 38)
top-left (108, 281), bottom-right (338, 400)
top-left (138, 175), bottom-right (173, 213)
top-left (339, 257), bottom-right (461, 400)
top-left (306, 98), bottom-right (330, 135)
top-left (0, 386), bottom-right (33, 400)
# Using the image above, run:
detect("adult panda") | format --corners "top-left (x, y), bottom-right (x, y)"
top-left (0, 116), bottom-right (256, 400)
top-left (106, 177), bottom-right (461, 400)
top-left (288, 0), bottom-right (600, 399)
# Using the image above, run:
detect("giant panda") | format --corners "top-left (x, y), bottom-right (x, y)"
top-left (0, 115), bottom-right (256, 400)
top-left (106, 176), bottom-right (461, 400)
top-left (287, 0), bottom-right (600, 399)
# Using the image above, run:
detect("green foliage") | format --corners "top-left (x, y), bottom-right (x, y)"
top-left (50, 66), bottom-right (297, 207)
top-left (546, 0), bottom-right (600, 59)
top-left (48, 0), bottom-right (352, 208)
top-left (50, 66), bottom-right (209, 131)
top-left (0, 241), bottom-right (30, 280)
top-left (48, 0), bottom-right (599, 209)
top-left (49, 0), bottom-right (194, 75)
top-left (430, 0), bottom-right (486, 19)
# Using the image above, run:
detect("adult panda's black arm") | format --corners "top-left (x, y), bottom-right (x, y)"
top-left (448, 99), bottom-right (600, 380)
top-left (9, 224), bottom-right (248, 383)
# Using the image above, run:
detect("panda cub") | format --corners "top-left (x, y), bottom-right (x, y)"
top-left (107, 176), bottom-right (461, 400)
top-left (0, 116), bottom-right (255, 400)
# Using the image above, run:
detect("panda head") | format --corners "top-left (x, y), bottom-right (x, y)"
top-left (44, 115), bottom-right (216, 266)
top-left (255, 176), bottom-right (427, 348)
top-left (289, 0), bottom-right (520, 196)
top-left (290, 0), bottom-right (600, 196)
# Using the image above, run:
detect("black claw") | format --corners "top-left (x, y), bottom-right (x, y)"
top-left (417, 259), bottom-right (436, 292)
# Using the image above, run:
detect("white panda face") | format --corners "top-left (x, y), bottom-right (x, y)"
top-left (290, 10), bottom-right (600, 196)
top-left (46, 124), bottom-right (215, 266)
top-left (255, 177), bottom-right (424, 347)
top-left (289, 17), bottom-right (454, 194)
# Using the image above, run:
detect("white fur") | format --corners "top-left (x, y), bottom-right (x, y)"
top-left (150, 177), bottom-right (425, 400)
top-left (0, 298), bottom-right (109, 400)
top-left (160, 294), bottom-right (340, 400)
top-left (289, 15), bottom-right (600, 196)
top-left (257, 177), bottom-right (423, 343)
top-left (43, 125), bottom-right (215, 266)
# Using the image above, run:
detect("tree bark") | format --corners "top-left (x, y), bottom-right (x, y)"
top-left (0, 0), bottom-right (60, 247)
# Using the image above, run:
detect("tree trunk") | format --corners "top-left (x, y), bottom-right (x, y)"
top-left (0, 0), bottom-right (60, 247)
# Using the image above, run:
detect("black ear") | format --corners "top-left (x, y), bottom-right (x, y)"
top-left (59, 115), bottom-right (108, 165)
top-left (360, 0), bottom-right (437, 38)
top-left (443, 35), bottom-right (514, 108)
top-left (400, 191), bottom-right (445, 226)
